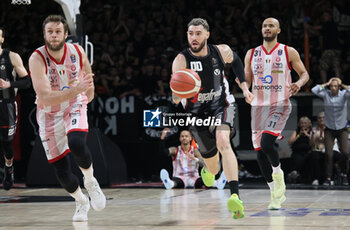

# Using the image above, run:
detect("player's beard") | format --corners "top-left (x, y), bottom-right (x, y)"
top-left (263, 31), bottom-right (277, 42)
top-left (45, 38), bottom-right (65, 51)
top-left (189, 40), bottom-right (206, 53)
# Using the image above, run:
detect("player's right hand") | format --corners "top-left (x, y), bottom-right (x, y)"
top-left (172, 93), bottom-right (182, 104)
top-left (77, 73), bottom-right (94, 92)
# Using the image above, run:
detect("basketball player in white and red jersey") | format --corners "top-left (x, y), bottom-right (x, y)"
top-left (244, 18), bottom-right (309, 210)
top-left (29, 15), bottom-right (106, 221)
top-left (160, 129), bottom-right (226, 190)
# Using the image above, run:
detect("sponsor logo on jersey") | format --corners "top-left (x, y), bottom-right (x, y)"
top-left (70, 55), bottom-right (76, 63)
top-left (0, 65), bottom-right (5, 70)
top-left (255, 75), bottom-right (282, 92)
top-left (278, 49), bottom-right (283, 56)
top-left (271, 70), bottom-right (284, 73)
top-left (275, 57), bottom-right (281, 62)
top-left (259, 75), bottom-right (273, 84)
top-left (273, 63), bottom-right (283, 68)
top-left (214, 68), bottom-right (221, 76)
top-left (197, 87), bottom-right (222, 103)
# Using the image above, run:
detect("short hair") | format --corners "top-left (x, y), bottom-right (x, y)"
top-left (42, 15), bottom-right (68, 34)
top-left (188, 18), bottom-right (209, 31)
top-left (299, 116), bottom-right (312, 128)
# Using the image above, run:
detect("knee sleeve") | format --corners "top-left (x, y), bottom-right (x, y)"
top-left (1, 141), bottom-right (14, 160)
top-left (68, 131), bottom-right (92, 169)
top-left (260, 133), bottom-right (279, 167)
top-left (52, 156), bottom-right (79, 193)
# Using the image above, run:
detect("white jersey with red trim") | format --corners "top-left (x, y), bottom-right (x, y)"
top-left (172, 145), bottom-right (200, 181)
top-left (34, 43), bottom-right (88, 113)
top-left (250, 43), bottom-right (292, 106)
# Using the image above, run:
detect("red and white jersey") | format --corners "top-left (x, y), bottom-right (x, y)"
top-left (34, 43), bottom-right (88, 113)
top-left (172, 145), bottom-right (199, 180)
top-left (250, 43), bottom-right (292, 106)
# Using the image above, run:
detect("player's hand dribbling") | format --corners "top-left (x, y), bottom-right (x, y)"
top-left (172, 93), bottom-right (182, 104)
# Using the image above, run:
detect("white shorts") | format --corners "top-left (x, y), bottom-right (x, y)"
top-left (37, 103), bottom-right (88, 163)
top-left (251, 101), bottom-right (291, 150)
top-left (177, 175), bottom-right (200, 188)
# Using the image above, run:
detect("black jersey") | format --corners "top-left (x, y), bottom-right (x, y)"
top-left (180, 44), bottom-right (235, 116)
top-left (0, 49), bottom-right (16, 100)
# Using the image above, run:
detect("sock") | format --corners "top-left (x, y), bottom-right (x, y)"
top-left (272, 163), bottom-right (282, 174)
top-left (5, 162), bottom-right (13, 167)
top-left (70, 187), bottom-right (86, 202)
top-left (267, 181), bottom-right (274, 191)
top-left (81, 164), bottom-right (94, 182)
top-left (228, 180), bottom-right (239, 196)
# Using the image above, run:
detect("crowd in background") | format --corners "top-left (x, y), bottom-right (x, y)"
top-left (1, 0), bottom-right (350, 99)
top-left (1, 0), bottom-right (350, 184)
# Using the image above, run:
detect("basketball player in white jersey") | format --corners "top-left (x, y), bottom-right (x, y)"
top-left (244, 18), bottom-right (309, 210)
top-left (159, 129), bottom-right (226, 190)
top-left (29, 15), bottom-right (106, 221)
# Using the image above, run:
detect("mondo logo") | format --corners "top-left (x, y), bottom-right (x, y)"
top-left (259, 75), bottom-right (273, 84)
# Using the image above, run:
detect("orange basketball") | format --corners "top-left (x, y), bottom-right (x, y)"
top-left (170, 69), bottom-right (201, 98)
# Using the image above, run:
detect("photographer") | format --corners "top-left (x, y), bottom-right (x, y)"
top-left (311, 78), bottom-right (350, 186)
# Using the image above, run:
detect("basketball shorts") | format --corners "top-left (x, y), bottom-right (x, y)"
top-left (190, 104), bottom-right (236, 158)
top-left (251, 101), bottom-right (291, 150)
top-left (0, 100), bottom-right (17, 141)
top-left (37, 103), bottom-right (88, 163)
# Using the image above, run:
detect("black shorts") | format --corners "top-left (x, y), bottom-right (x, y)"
top-left (190, 104), bottom-right (236, 159)
top-left (0, 100), bottom-right (17, 141)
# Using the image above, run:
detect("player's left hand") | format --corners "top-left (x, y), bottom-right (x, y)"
top-left (0, 79), bottom-right (11, 89)
top-left (289, 82), bottom-right (302, 95)
top-left (243, 90), bottom-right (254, 104)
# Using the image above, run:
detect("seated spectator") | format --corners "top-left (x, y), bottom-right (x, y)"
top-left (309, 112), bottom-right (326, 185)
top-left (159, 128), bottom-right (226, 189)
top-left (288, 117), bottom-right (315, 184)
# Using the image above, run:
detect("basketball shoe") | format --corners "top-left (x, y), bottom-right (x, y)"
top-left (216, 171), bottom-right (227, 190)
top-left (271, 171), bottom-right (286, 208)
top-left (3, 165), bottom-right (14, 191)
top-left (160, 169), bottom-right (174, 189)
top-left (84, 177), bottom-right (106, 211)
top-left (201, 167), bottom-right (215, 187)
top-left (72, 194), bottom-right (90, 222)
top-left (268, 190), bottom-right (286, 210)
top-left (227, 194), bottom-right (245, 219)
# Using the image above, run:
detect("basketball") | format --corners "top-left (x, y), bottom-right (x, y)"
top-left (170, 69), bottom-right (201, 98)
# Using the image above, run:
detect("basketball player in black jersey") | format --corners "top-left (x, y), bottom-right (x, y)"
top-left (172, 18), bottom-right (254, 219)
top-left (0, 28), bottom-right (31, 190)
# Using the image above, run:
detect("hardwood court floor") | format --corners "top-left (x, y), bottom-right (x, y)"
top-left (0, 188), bottom-right (350, 230)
